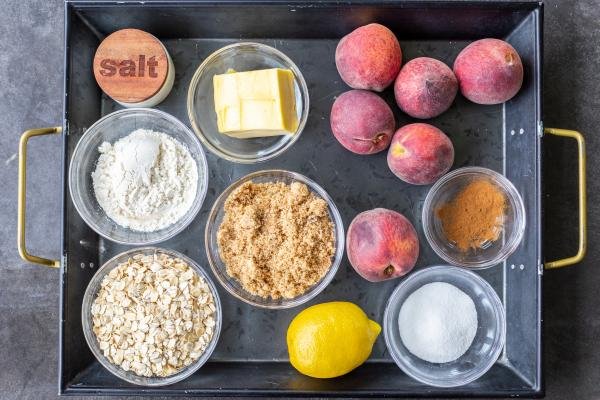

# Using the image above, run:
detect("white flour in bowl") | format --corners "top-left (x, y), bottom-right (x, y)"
top-left (92, 129), bottom-right (198, 232)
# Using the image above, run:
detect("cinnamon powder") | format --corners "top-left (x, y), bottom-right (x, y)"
top-left (436, 179), bottom-right (507, 252)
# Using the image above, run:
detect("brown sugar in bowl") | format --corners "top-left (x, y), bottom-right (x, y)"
top-left (204, 170), bottom-right (345, 309)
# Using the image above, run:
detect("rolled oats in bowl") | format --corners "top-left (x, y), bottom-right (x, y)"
top-left (82, 248), bottom-right (222, 386)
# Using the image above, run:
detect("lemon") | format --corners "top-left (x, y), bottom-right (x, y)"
top-left (286, 301), bottom-right (381, 378)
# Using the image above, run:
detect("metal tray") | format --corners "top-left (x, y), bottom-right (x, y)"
top-left (13, 0), bottom-right (585, 397)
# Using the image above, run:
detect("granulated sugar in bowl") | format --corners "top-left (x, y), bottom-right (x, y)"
top-left (398, 282), bottom-right (477, 363)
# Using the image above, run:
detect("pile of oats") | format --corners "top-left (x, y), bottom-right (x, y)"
top-left (91, 252), bottom-right (216, 377)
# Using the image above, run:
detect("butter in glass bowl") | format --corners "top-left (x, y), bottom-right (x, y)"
top-left (213, 68), bottom-right (299, 139)
top-left (187, 42), bottom-right (309, 164)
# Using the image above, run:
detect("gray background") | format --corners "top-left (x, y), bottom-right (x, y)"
top-left (0, 0), bottom-right (598, 399)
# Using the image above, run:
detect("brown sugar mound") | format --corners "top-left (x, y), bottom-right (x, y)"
top-left (437, 179), bottom-right (507, 252)
top-left (217, 181), bottom-right (335, 299)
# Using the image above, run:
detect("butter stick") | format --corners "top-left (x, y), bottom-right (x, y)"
top-left (213, 68), bottom-right (298, 138)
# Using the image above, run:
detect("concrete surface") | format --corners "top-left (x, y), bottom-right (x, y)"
top-left (0, 0), bottom-right (598, 399)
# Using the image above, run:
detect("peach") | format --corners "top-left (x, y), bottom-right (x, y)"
top-left (330, 90), bottom-right (395, 154)
top-left (387, 123), bottom-right (454, 185)
top-left (453, 38), bottom-right (523, 104)
top-left (347, 208), bottom-right (419, 282)
top-left (335, 23), bottom-right (402, 92)
top-left (394, 57), bottom-right (458, 119)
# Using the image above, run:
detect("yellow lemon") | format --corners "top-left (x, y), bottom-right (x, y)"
top-left (286, 301), bottom-right (381, 378)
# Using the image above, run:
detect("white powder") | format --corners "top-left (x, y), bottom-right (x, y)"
top-left (92, 129), bottom-right (198, 232)
top-left (398, 282), bottom-right (478, 363)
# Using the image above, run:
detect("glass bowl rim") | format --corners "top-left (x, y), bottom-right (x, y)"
top-left (186, 41), bottom-right (310, 164)
top-left (204, 169), bottom-right (344, 309)
top-left (68, 107), bottom-right (209, 246)
top-left (383, 264), bottom-right (507, 388)
top-left (81, 246), bottom-right (222, 386)
top-left (422, 166), bottom-right (526, 269)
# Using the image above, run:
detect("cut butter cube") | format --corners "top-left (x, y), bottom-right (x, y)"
top-left (213, 68), bottom-right (299, 138)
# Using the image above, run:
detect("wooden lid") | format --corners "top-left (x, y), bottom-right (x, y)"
top-left (93, 29), bottom-right (169, 103)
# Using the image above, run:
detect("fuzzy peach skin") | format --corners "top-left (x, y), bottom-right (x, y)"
top-left (387, 123), bottom-right (454, 185)
top-left (453, 38), bottom-right (523, 104)
top-left (347, 208), bottom-right (419, 282)
top-left (394, 57), bottom-right (458, 119)
top-left (330, 90), bottom-right (395, 154)
top-left (335, 23), bottom-right (402, 92)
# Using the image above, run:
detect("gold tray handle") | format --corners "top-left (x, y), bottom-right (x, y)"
top-left (544, 127), bottom-right (587, 269)
top-left (18, 126), bottom-right (62, 268)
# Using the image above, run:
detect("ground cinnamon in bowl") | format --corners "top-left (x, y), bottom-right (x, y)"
top-left (436, 179), bottom-right (507, 252)
top-left (216, 181), bottom-right (335, 299)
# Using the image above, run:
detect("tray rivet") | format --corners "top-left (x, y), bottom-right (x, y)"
top-left (510, 129), bottom-right (516, 136)
top-left (519, 264), bottom-right (525, 270)
top-left (519, 128), bottom-right (525, 135)
top-left (80, 262), bottom-right (85, 269)
top-left (510, 264), bottom-right (515, 269)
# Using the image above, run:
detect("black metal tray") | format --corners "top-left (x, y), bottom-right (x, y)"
top-left (55, 0), bottom-right (545, 397)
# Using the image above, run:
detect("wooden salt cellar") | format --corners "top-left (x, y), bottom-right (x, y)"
top-left (93, 28), bottom-right (174, 107)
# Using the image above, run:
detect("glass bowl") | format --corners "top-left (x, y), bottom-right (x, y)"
top-left (422, 167), bottom-right (525, 269)
top-left (205, 170), bottom-right (344, 309)
top-left (384, 265), bottom-right (506, 388)
top-left (187, 42), bottom-right (309, 164)
top-left (81, 247), bottom-right (222, 386)
top-left (69, 108), bottom-right (209, 245)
